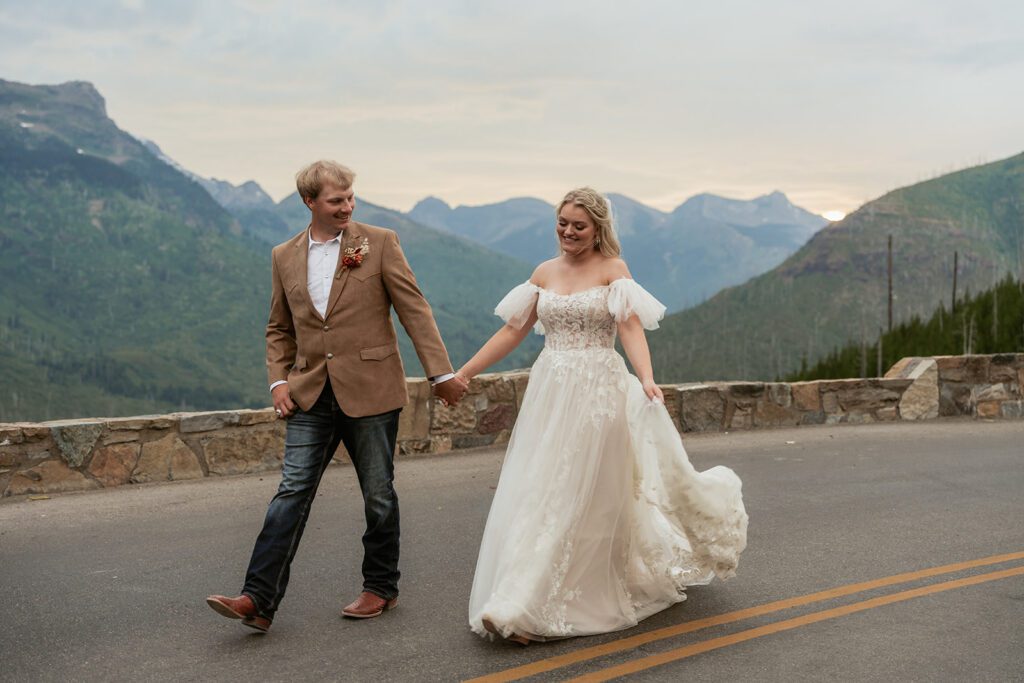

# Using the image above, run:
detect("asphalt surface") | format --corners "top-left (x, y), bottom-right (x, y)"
top-left (1, 419), bottom-right (1022, 682)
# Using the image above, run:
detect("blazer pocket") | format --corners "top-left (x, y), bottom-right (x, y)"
top-left (360, 343), bottom-right (397, 361)
top-left (291, 356), bottom-right (308, 371)
top-left (351, 268), bottom-right (382, 282)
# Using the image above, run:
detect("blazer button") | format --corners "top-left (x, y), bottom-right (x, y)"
top-left (323, 324), bottom-right (330, 331)
top-left (326, 353), bottom-right (334, 359)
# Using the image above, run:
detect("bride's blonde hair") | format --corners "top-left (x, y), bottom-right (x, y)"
top-left (556, 187), bottom-right (622, 257)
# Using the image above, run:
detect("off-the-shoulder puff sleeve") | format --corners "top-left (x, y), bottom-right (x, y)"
top-left (494, 281), bottom-right (545, 334)
top-left (607, 278), bottom-right (666, 330)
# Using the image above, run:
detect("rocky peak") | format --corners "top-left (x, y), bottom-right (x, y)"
top-left (54, 80), bottom-right (108, 116)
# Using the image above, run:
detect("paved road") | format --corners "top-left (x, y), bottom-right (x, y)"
top-left (2, 420), bottom-right (1022, 682)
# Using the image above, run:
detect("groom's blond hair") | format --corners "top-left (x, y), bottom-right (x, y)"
top-left (296, 160), bottom-right (356, 200)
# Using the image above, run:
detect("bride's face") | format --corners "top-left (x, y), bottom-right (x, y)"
top-left (557, 204), bottom-right (598, 256)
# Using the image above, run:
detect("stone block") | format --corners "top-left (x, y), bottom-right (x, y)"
top-left (430, 435), bottom-right (452, 454)
top-left (730, 405), bottom-right (754, 430)
top-left (988, 363), bottom-right (1019, 383)
top-left (453, 433), bottom-right (497, 449)
top-left (939, 382), bottom-right (971, 416)
top-left (201, 429), bottom-right (283, 476)
top-left (834, 382), bottom-right (901, 412)
top-left (976, 401), bottom-right (1001, 419)
top-left (106, 416), bottom-right (175, 431)
top-left (822, 391), bottom-right (840, 414)
top-left (1000, 401), bottom-right (1024, 419)
top-left (431, 399), bottom-right (478, 433)
top-left (727, 382), bottom-right (766, 399)
top-left (21, 425), bottom-right (51, 440)
top-left (845, 412), bottom-right (875, 424)
top-left (49, 421), bottom-right (103, 468)
top-left (898, 359), bottom-right (938, 421)
top-left (179, 411), bottom-right (241, 433)
top-left (877, 406), bottom-right (899, 421)
top-left (0, 427), bottom-right (25, 446)
top-left (791, 382), bottom-right (822, 412)
top-left (754, 401), bottom-right (800, 427)
top-left (132, 434), bottom-right (204, 483)
top-left (974, 384), bottom-right (1012, 402)
top-left (884, 357), bottom-right (919, 378)
top-left (476, 373), bottom-right (516, 402)
top-left (936, 355), bottom-right (990, 383)
top-left (0, 451), bottom-right (19, 467)
top-left (478, 404), bottom-right (515, 434)
top-left (399, 379), bottom-right (431, 441)
top-left (102, 431), bottom-right (139, 445)
top-left (679, 385), bottom-right (725, 432)
top-left (398, 439), bottom-right (432, 456)
top-left (238, 410), bottom-right (279, 426)
top-left (4, 460), bottom-right (101, 497)
top-left (765, 383), bottom-right (792, 408)
top-left (88, 443), bottom-right (140, 487)
top-left (800, 411), bottom-right (826, 425)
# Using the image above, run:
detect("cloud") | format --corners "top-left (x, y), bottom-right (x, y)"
top-left (1, 0), bottom-right (1023, 214)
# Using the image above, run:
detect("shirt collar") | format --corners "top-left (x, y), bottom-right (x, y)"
top-left (307, 225), bottom-right (344, 249)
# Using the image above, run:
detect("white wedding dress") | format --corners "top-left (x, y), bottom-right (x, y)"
top-left (468, 278), bottom-right (748, 640)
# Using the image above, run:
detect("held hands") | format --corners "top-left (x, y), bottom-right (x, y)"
top-left (641, 378), bottom-right (664, 404)
top-left (272, 383), bottom-right (297, 419)
top-left (433, 373), bottom-right (469, 407)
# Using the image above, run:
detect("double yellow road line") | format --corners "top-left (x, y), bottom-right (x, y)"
top-left (467, 551), bottom-right (1024, 682)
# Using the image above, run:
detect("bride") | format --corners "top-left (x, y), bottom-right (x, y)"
top-left (458, 188), bottom-right (748, 644)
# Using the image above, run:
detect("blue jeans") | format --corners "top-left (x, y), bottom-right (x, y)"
top-left (242, 382), bottom-right (401, 619)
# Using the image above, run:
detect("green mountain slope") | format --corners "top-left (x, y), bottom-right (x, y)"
top-left (788, 275), bottom-right (1024, 381)
top-left (648, 153), bottom-right (1024, 382)
top-left (0, 80), bottom-right (270, 420)
top-left (0, 79), bottom-right (537, 422)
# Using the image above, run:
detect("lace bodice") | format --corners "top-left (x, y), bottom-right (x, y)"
top-left (538, 287), bottom-right (618, 350)
top-left (494, 278), bottom-right (666, 352)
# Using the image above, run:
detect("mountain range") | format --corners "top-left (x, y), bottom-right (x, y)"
top-left (3, 77), bottom-right (1018, 420)
top-left (409, 190), bottom-right (827, 311)
top-left (0, 79), bottom-right (538, 421)
top-left (648, 152), bottom-right (1024, 382)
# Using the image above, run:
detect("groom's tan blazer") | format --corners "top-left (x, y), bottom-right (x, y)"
top-left (266, 221), bottom-right (453, 417)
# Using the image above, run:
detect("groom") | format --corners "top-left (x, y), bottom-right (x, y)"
top-left (207, 160), bottom-right (467, 632)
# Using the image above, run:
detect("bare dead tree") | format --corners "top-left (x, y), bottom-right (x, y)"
top-left (876, 327), bottom-right (883, 377)
top-left (952, 251), bottom-right (959, 314)
top-left (887, 235), bottom-right (894, 332)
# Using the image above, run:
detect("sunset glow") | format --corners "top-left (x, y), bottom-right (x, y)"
top-left (823, 211), bottom-right (846, 222)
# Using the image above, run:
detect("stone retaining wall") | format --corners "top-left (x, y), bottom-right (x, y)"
top-left (2, 354), bottom-right (1021, 497)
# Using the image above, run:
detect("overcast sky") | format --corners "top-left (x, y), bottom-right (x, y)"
top-left (3, 0), bottom-right (1022, 216)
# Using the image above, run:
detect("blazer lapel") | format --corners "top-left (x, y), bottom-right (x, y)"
top-left (324, 224), bottom-right (362, 319)
top-left (290, 228), bottom-right (324, 322)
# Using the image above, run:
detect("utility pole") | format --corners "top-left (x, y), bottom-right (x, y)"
top-left (887, 235), bottom-right (893, 333)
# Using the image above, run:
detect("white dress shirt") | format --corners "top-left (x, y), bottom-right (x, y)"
top-left (270, 228), bottom-right (453, 393)
top-left (307, 230), bottom-right (342, 319)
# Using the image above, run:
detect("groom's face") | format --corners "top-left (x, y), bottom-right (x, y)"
top-left (306, 181), bottom-right (356, 234)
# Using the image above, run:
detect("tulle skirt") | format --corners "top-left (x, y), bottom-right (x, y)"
top-left (468, 347), bottom-right (748, 640)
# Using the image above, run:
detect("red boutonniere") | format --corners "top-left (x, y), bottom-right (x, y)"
top-left (342, 237), bottom-right (370, 268)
